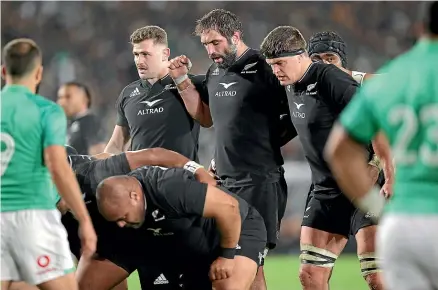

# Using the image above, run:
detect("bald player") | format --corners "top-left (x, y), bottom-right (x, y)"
top-left (96, 167), bottom-right (268, 290)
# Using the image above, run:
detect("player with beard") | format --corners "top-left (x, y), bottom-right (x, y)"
top-left (307, 31), bottom-right (394, 195)
top-left (167, 9), bottom-right (296, 290)
top-left (260, 26), bottom-right (392, 290)
top-left (96, 167), bottom-right (267, 290)
top-left (60, 147), bottom-right (216, 290)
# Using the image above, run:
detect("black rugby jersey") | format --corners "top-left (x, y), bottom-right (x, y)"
top-left (116, 75), bottom-right (203, 161)
top-left (199, 49), bottom-right (295, 183)
top-left (286, 62), bottom-right (371, 198)
top-left (71, 154), bottom-right (131, 202)
top-left (67, 112), bottom-right (105, 155)
top-left (129, 167), bottom-right (251, 251)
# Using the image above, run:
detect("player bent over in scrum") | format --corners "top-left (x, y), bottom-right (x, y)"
top-left (63, 148), bottom-right (216, 290)
top-left (260, 27), bottom-right (393, 290)
top-left (96, 167), bottom-right (267, 290)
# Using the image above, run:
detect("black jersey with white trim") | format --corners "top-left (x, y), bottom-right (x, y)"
top-left (116, 75), bottom-right (203, 161)
top-left (129, 166), bottom-right (250, 251)
top-left (286, 62), bottom-right (371, 198)
top-left (71, 154), bottom-right (131, 202)
top-left (199, 49), bottom-right (294, 183)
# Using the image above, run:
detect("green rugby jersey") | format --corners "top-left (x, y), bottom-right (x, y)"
top-left (340, 39), bottom-right (438, 214)
top-left (1, 85), bottom-right (67, 212)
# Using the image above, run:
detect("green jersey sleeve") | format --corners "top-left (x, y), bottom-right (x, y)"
top-left (42, 103), bottom-right (67, 148)
top-left (339, 86), bottom-right (380, 144)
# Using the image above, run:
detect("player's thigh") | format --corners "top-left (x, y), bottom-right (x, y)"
top-left (1, 281), bottom-right (12, 290)
top-left (8, 282), bottom-right (38, 290)
top-left (212, 256), bottom-right (258, 290)
top-left (76, 256), bottom-right (130, 290)
top-left (300, 196), bottom-right (351, 278)
top-left (37, 273), bottom-right (77, 290)
top-left (377, 215), bottom-right (433, 290)
top-left (10, 210), bottom-right (75, 286)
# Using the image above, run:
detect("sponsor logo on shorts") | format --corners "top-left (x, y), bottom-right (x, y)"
top-left (36, 255), bottom-right (56, 275)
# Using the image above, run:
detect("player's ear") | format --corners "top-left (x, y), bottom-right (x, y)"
top-left (1, 65), bottom-right (6, 80)
top-left (162, 47), bottom-right (170, 62)
top-left (129, 191), bottom-right (140, 201)
top-left (35, 65), bottom-right (43, 84)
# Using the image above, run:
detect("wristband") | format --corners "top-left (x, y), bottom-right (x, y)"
top-left (183, 161), bottom-right (204, 174)
top-left (357, 186), bottom-right (385, 220)
top-left (174, 74), bottom-right (188, 85)
top-left (219, 247), bottom-right (236, 259)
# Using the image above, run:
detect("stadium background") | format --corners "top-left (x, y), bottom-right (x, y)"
top-left (1, 1), bottom-right (422, 289)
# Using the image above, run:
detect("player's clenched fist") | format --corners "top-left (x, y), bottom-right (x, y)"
top-left (168, 55), bottom-right (192, 80)
top-left (209, 257), bottom-right (235, 281)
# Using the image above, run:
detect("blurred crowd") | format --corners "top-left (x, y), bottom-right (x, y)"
top-left (1, 1), bottom-right (422, 252)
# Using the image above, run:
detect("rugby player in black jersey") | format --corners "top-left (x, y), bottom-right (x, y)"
top-left (260, 26), bottom-right (392, 290)
top-left (99, 25), bottom-right (204, 289)
top-left (307, 31), bottom-right (394, 197)
top-left (59, 147), bottom-right (215, 290)
top-left (104, 26), bottom-right (203, 160)
top-left (167, 9), bottom-right (296, 289)
top-left (96, 166), bottom-right (267, 290)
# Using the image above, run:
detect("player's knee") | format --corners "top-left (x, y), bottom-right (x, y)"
top-left (358, 253), bottom-right (383, 290)
top-left (213, 279), bottom-right (249, 290)
top-left (299, 245), bottom-right (337, 287)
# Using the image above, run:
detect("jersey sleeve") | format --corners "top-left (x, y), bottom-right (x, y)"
top-left (90, 153), bottom-right (131, 189)
top-left (320, 65), bottom-right (360, 111)
top-left (190, 73), bottom-right (210, 105)
top-left (154, 168), bottom-right (208, 217)
top-left (115, 88), bottom-right (129, 127)
top-left (339, 85), bottom-right (380, 144)
top-left (81, 116), bottom-right (106, 147)
top-left (42, 103), bottom-right (67, 148)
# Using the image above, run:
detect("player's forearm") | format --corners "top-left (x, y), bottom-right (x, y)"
top-left (104, 142), bottom-right (124, 154)
top-left (177, 79), bottom-right (213, 128)
top-left (372, 133), bottom-right (394, 183)
top-left (214, 202), bottom-right (241, 249)
top-left (127, 148), bottom-right (190, 170)
top-left (51, 165), bottom-right (91, 223)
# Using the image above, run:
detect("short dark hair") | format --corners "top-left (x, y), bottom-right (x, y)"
top-left (194, 9), bottom-right (243, 39)
top-left (129, 26), bottom-right (168, 46)
top-left (2, 38), bottom-right (41, 78)
top-left (260, 26), bottom-right (307, 59)
top-left (421, 1), bottom-right (438, 34)
top-left (64, 81), bottom-right (92, 108)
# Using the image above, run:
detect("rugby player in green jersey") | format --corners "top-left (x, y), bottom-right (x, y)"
top-left (325, 2), bottom-right (438, 289)
top-left (1, 39), bottom-right (96, 290)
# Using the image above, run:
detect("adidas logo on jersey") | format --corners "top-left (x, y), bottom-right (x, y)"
top-left (153, 273), bottom-right (169, 285)
top-left (212, 67), bottom-right (219, 76)
top-left (129, 87), bottom-right (141, 97)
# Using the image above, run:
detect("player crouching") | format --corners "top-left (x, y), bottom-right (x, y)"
top-left (96, 166), bottom-right (267, 290)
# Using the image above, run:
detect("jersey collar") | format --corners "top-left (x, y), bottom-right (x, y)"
top-left (1, 84), bottom-right (32, 94)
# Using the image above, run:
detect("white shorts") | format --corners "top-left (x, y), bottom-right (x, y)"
top-left (1, 209), bottom-right (75, 285)
top-left (377, 214), bottom-right (438, 290)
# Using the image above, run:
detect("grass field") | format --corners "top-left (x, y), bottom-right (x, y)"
top-left (127, 254), bottom-right (368, 290)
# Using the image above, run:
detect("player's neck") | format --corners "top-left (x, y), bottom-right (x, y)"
top-left (147, 67), bottom-right (169, 86)
top-left (297, 58), bottom-right (313, 83)
top-left (235, 43), bottom-right (249, 60)
top-left (5, 76), bottom-right (37, 93)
